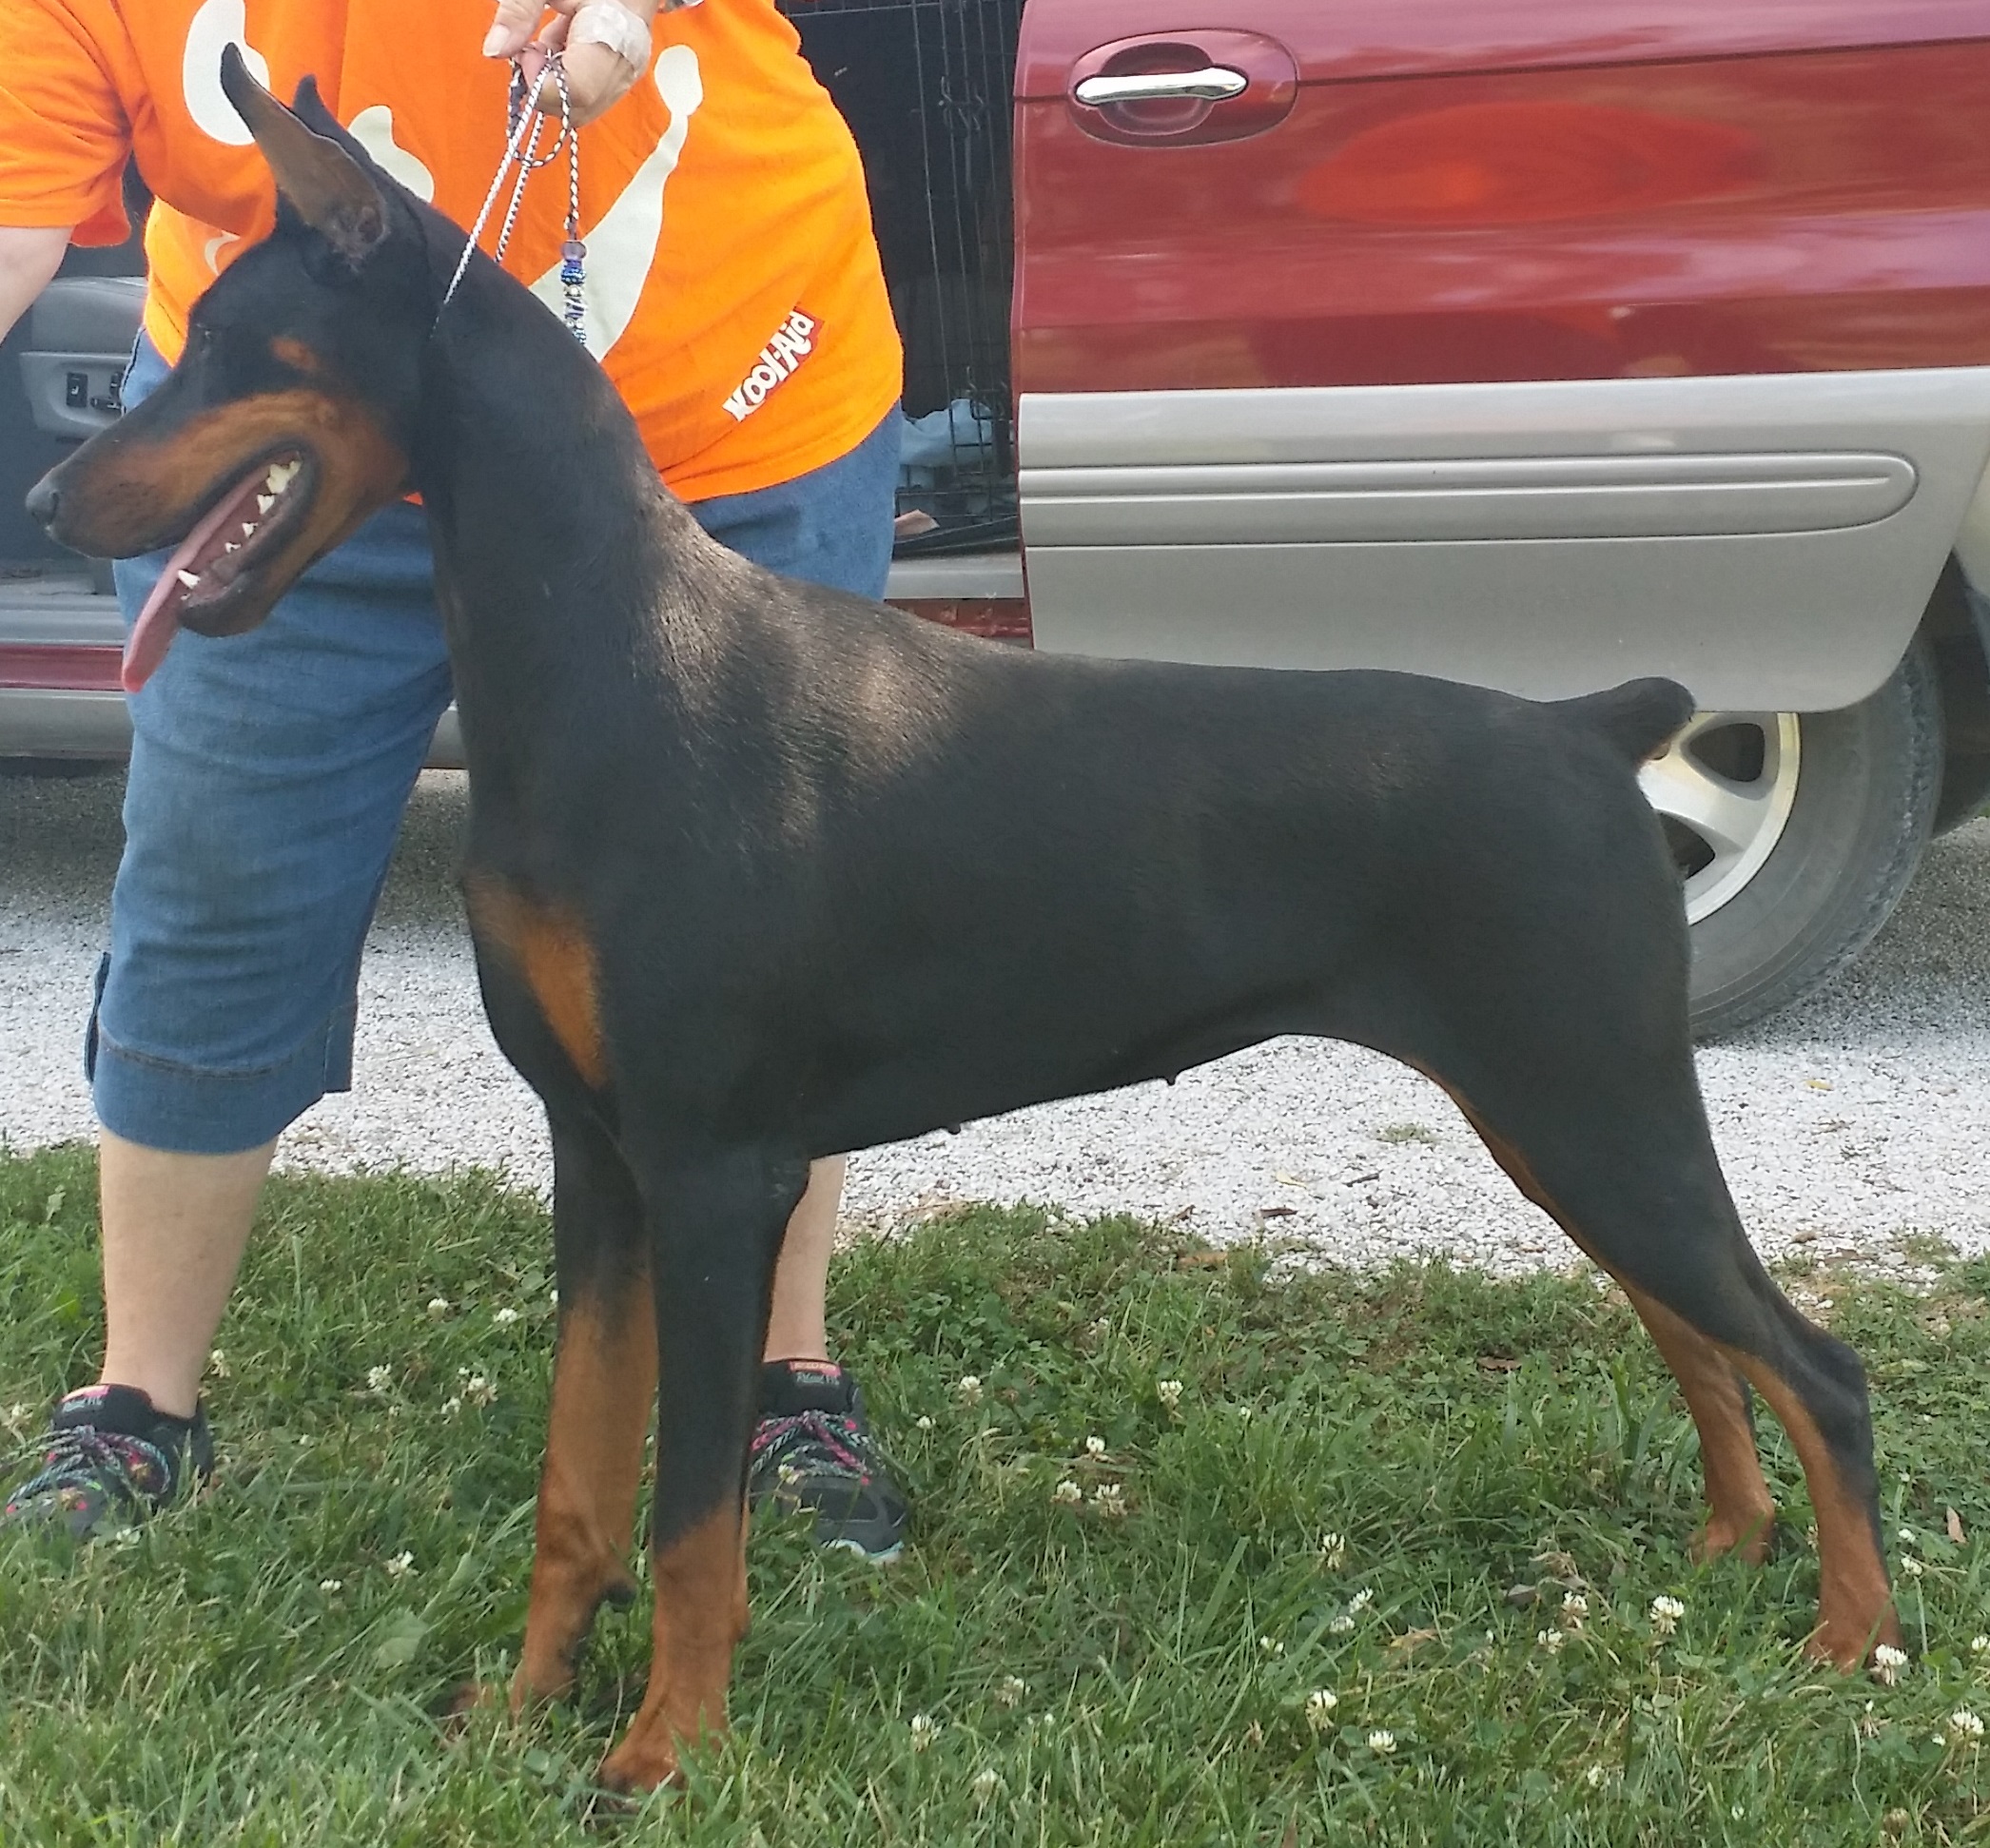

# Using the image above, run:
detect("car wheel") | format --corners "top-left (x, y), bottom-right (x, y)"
top-left (1932, 749), bottom-right (1990, 834)
top-left (1636, 639), bottom-right (1941, 1038)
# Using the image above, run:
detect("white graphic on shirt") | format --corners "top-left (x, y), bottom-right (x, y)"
top-left (182, 0), bottom-right (268, 146)
top-left (721, 310), bottom-right (816, 419)
top-left (528, 45), bottom-right (704, 360)
top-left (346, 106), bottom-right (436, 203)
top-left (202, 231), bottom-right (241, 273)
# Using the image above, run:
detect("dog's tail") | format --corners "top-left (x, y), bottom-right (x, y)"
top-left (1555, 676), bottom-right (1695, 765)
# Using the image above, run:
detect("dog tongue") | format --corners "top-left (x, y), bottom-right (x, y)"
top-left (120, 470), bottom-right (269, 692)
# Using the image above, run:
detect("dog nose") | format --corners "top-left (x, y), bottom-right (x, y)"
top-left (25, 474), bottom-right (59, 529)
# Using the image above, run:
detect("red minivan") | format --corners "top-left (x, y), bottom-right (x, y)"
top-left (6, 0), bottom-right (1990, 1035)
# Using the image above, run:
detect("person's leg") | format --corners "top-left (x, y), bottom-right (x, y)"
top-left (686, 405), bottom-right (907, 1558)
top-left (97, 1133), bottom-right (277, 1419)
top-left (2, 335), bottom-right (453, 1538)
top-left (761, 1154), bottom-right (840, 1364)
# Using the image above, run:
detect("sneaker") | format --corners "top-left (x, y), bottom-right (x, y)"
top-left (2, 1384), bottom-right (212, 1540)
top-left (748, 1361), bottom-right (907, 1563)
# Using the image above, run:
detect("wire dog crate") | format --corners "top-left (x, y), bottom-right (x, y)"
top-left (779, 0), bottom-right (1024, 556)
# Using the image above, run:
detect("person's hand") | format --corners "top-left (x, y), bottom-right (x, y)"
top-left (482, 1), bottom-right (664, 127)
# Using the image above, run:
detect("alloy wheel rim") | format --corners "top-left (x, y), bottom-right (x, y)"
top-left (1637, 710), bottom-right (1802, 924)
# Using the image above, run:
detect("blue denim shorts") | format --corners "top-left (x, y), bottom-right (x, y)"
top-left (92, 334), bottom-right (900, 1154)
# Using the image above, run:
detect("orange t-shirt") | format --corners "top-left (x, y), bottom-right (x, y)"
top-left (0, 0), bottom-right (902, 500)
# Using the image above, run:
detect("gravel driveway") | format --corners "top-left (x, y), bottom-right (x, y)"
top-left (5, 766), bottom-right (1988, 1275)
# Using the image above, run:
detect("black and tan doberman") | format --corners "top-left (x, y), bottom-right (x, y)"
top-left (29, 57), bottom-right (1898, 1790)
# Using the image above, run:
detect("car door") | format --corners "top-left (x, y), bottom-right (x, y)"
top-left (1012, 0), bottom-right (1990, 711)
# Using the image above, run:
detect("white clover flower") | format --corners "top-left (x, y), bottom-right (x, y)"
top-left (909, 1713), bottom-right (938, 1751)
top-left (1561, 1591), bottom-right (1589, 1623)
top-left (1157, 1378), bottom-right (1183, 1410)
top-left (1585, 1763), bottom-right (1608, 1789)
top-left (1367, 1729), bottom-right (1396, 1756)
top-left (1318, 1532), bottom-right (1347, 1570)
top-left (971, 1767), bottom-right (1001, 1801)
top-left (1649, 1595), bottom-right (1685, 1636)
top-left (318, 1578), bottom-right (342, 1593)
top-left (1328, 1614), bottom-right (1355, 1635)
top-left (1348, 1588), bottom-right (1374, 1613)
top-left (915, 1415), bottom-right (934, 1431)
top-left (1258, 1634), bottom-right (1284, 1656)
top-left (995, 1675), bottom-right (1027, 1708)
top-left (1092, 1483), bottom-right (1126, 1517)
top-left (383, 1551), bottom-right (415, 1578)
top-left (425, 1296), bottom-right (450, 1319)
top-left (457, 1368), bottom-right (498, 1407)
top-left (441, 1396), bottom-right (462, 1416)
top-left (493, 1307), bottom-right (520, 1327)
top-left (1052, 1478), bottom-right (1083, 1507)
top-left (548, 1288), bottom-right (558, 1308)
top-left (1084, 1435), bottom-right (1106, 1458)
top-left (1948, 1708), bottom-right (1985, 1741)
top-left (1971, 1635), bottom-right (1990, 1656)
top-left (206, 1349), bottom-right (229, 1379)
top-left (956, 1375), bottom-right (983, 1406)
top-left (365, 1365), bottom-right (393, 1395)
top-left (1873, 1644), bottom-right (1910, 1686)
top-left (1305, 1688), bottom-right (1338, 1732)
top-left (1536, 1629), bottom-right (1566, 1655)
top-left (1900, 1527), bottom-right (1917, 1548)
top-left (1901, 1556), bottom-right (1925, 1579)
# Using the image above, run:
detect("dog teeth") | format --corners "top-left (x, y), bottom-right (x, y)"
top-left (265, 459), bottom-right (300, 493)
top-left (256, 494), bottom-right (276, 515)
top-left (240, 520), bottom-right (257, 538)
top-left (223, 540), bottom-right (240, 553)
top-left (176, 569), bottom-right (201, 589)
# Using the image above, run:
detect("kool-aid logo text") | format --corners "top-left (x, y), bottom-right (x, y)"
top-left (722, 310), bottom-right (818, 420)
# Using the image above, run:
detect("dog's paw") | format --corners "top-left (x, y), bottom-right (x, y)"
top-left (597, 1730), bottom-right (685, 1794)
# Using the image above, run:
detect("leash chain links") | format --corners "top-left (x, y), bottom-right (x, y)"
top-left (436, 53), bottom-right (587, 348)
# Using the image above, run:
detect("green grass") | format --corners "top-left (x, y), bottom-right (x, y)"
top-left (2, 1145), bottom-right (1987, 1845)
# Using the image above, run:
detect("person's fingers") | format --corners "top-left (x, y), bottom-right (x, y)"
top-left (482, 0), bottom-right (553, 60)
top-left (517, 35), bottom-right (635, 127)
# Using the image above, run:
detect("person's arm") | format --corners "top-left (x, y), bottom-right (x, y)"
top-left (0, 224), bottom-right (72, 345)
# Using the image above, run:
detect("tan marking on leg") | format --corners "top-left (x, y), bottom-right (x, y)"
top-left (1620, 1283), bottom-right (1776, 1564)
top-left (596, 1501), bottom-right (750, 1793)
top-left (1418, 1072), bottom-right (1807, 1602)
top-left (464, 874), bottom-right (609, 1087)
top-left (1716, 1347), bottom-right (1900, 1667)
top-left (513, 1290), bottom-right (656, 1706)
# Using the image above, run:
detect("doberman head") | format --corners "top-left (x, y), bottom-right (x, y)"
top-left (29, 48), bottom-right (429, 691)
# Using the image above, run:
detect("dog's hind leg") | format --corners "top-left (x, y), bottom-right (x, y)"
top-left (595, 1147), bottom-right (810, 1795)
top-left (514, 1109), bottom-right (656, 1707)
top-left (1409, 1021), bottom-right (1896, 1666)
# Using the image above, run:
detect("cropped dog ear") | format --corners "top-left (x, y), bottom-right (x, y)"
top-left (219, 44), bottom-right (388, 266)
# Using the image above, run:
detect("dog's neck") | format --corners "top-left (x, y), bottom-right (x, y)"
top-left (405, 247), bottom-right (733, 786)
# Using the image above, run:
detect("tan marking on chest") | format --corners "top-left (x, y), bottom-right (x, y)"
top-left (464, 875), bottom-right (609, 1088)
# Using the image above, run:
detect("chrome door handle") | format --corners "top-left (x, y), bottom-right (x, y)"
top-left (1073, 67), bottom-right (1249, 107)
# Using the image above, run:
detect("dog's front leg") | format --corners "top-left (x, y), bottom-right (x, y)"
top-left (595, 1148), bottom-right (809, 1794)
top-left (514, 1110), bottom-right (656, 1706)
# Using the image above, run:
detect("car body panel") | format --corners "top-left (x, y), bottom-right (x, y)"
top-left (1020, 369), bottom-right (1990, 706)
top-left (1013, 0), bottom-right (1990, 702)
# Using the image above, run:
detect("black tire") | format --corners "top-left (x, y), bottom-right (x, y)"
top-left (1933, 748), bottom-right (1990, 834)
top-left (1684, 639), bottom-right (1941, 1038)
